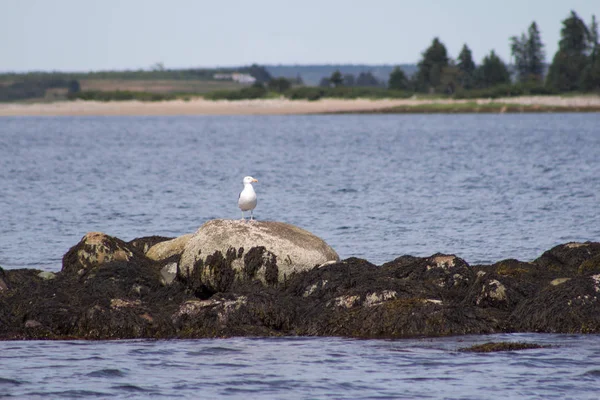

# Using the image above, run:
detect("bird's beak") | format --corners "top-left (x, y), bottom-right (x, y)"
top-left (252, 178), bottom-right (258, 182)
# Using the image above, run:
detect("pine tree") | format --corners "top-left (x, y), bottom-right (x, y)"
top-left (527, 22), bottom-right (546, 81)
top-left (329, 70), bottom-right (343, 87)
top-left (415, 37), bottom-right (449, 92)
top-left (590, 15), bottom-right (599, 59)
top-left (388, 67), bottom-right (409, 90)
top-left (356, 72), bottom-right (379, 87)
top-left (510, 33), bottom-right (529, 82)
top-left (582, 15), bottom-right (600, 91)
top-left (546, 11), bottom-right (590, 91)
top-left (510, 22), bottom-right (545, 83)
top-left (475, 50), bottom-right (511, 88)
top-left (457, 44), bottom-right (476, 89)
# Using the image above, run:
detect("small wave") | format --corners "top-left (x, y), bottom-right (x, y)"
top-left (187, 346), bottom-right (243, 356)
top-left (111, 384), bottom-right (153, 392)
top-left (86, 368), bottom-right (127, 378)
top-left (25, 390), bottom-right (110, 398)
top-left (213, 362), bottom-right (251, 368)
top-left (0, 377), bottom-right (23, 386)
top-left (128, 348), bottom-right (174, 356)
top-left (582, 369), bottom-right (600, 378)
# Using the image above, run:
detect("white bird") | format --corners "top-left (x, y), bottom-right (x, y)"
top-left (238, 176), bottom-right (258, 220)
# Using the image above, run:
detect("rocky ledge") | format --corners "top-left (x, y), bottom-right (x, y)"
top-left (1, 220), bottom-right (599, 340)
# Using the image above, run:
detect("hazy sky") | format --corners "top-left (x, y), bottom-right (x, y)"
top-left (2, 0), bottom-right (598, 72)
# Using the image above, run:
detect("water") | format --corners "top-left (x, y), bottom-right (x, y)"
top-left (0, 334), bottom-right (599, 399)
top-left (1, 114), bottom-right (599, 270)
top-left (1, 114), bottom-right (600, 398)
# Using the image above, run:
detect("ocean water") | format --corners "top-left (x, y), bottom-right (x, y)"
top-left (1, 334), bottom-right (600, 399)
top-left (1, 113), bottom-right (600, 398)
top-left (1, 114), bottom-right (599, 270)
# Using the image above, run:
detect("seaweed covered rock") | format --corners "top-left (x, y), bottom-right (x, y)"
top-left (0, 244), bottom-right (193, 340)
top-left (534, 242), bottom-right (600, 274)
top-left (62, 232), bottom-right (142, 277)
top-left (510, 274), bottom-right (600, 333)
top-left (285, 257), bottom-right (500, 337)
top-left (0, 267), bottom-right (7, 291)
top-left (179, 219), bottom-right (339, 293)
top-left (128, 235), bottom-right (175, 255)
top-left (2, 239), bottom-right (600, 340)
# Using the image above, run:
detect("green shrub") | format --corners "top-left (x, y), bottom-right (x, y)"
top-left (69, 90), bottom-right (176, 101)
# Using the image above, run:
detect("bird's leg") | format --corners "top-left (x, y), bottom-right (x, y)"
top-left (250, 210), bottom-right (254, 221)
top-left (241, 211), bottom-right (245, 221)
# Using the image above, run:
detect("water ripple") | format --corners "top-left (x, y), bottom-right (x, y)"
top-left (86, 369), bottom-right (127, 378)
top-left (1, 114), bottom-right (599, 269)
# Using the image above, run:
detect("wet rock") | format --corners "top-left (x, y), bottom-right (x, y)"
top-left (179, 220), bottom-right (339, 292)
top-left (459, 342), bottom-right (549, 352)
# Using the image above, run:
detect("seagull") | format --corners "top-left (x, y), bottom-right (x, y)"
top-left (238, 176), bottom-right (258, 220)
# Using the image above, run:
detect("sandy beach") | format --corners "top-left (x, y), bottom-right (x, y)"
top-left (1, 96), bottom-right (599, 116)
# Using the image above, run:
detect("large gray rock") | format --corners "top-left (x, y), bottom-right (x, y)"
top-left (146, 234), bottom-right (194, 262)
top-left (179, 219), bottom-right (339, 292)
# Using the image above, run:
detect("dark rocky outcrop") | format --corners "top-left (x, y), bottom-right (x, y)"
top-left (1, 230), bottom-right (600, 340)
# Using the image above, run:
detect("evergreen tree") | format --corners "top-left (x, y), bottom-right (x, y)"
top-left (581, 15), bottom-right (600, 91)
top-left (546, 11), bottom-right (590, 91)
top-left (589, 15), bottom-right (599, 59)
top-left (527, 22), bottom-right (546, 81)
top-left (415, 37), bottom-right (449, 92)
top-left (388, 67), bottom-right (409, 90)
top-left (267, 77), bottom-right (291, 93)
top-left (319, 77), bottom-right (331, 88)
top-left (457, 44), bottom-right (476, 89)
top-left (475, 50), bottom-right (511, 88)
top-left (356, 72), bottom-right (379, 87)
top-left (510, 33), bottom-right (529, 81)
top-left (246, 64), bottom-right (272, 83)
top-left (329, 70), bottom-right (343, 87)
top-left (510, 22), bottom-right (545, 83)
top-left (440, 62), bottom-right (460, 94)
top-left (67, 79), bottom-right (81, 94)
top-left (343, 74), bottom-right (355, 86)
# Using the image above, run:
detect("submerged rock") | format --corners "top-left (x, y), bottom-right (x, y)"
top-left (1, 232), bottom-right (600, 340)
top-left (459, 342), bottom-right (549, 352)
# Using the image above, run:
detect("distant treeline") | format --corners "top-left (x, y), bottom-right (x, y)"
top-left (0, 65), bottom-right (272, 102)
top-left (0, 65), bottom-right (270, 83)
top-left (0, 78), bottom-right (80, 102)
top-left (1, 10), bottom-right (598, 102)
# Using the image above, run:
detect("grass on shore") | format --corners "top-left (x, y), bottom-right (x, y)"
top-left (344, 101), bottom-right (600, 114)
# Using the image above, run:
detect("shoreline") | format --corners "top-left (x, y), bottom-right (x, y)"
top-left (1, 95), bottom-right (600, 116)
